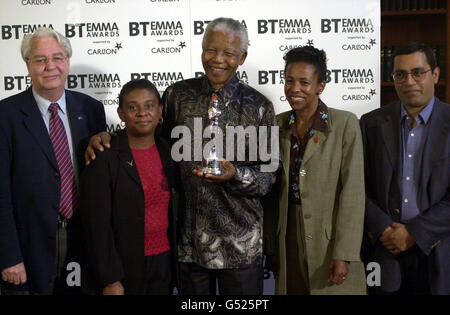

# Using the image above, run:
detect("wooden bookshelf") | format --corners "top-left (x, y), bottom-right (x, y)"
top-left (380, 0), bottom-right (450, 105)
top-left (382, 9), bottom-right (446, 15)
top-left (381, 82), bottom-right (446, 87)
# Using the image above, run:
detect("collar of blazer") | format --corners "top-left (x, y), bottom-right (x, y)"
top-left (64, 89), bottom-right (87, 149)
top-left (20, 88), bottom-right (59, 172)
top-left (376, 98), bottom-right (448, 181)
top-left (111, 129), bottom-right (142, 187)
top-left (112, 128), bottom-right (177, 193)
top-left (277, 109), bottom-right (331, 168)
top-left (21, 88), bottom-right (89, 170)
top-left (378, 102), bottom-right (402, 170)
top-left (419, 98), bottom-right (449, 184)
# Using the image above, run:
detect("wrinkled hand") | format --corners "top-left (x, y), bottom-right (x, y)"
top-left (380, 223), bottom-right (415, 255)
top-left (102, 281), bottom-right (125, 295)
top-left (1, 262), bottom-right (27, 285)
top-left (265, 255), bottom-right (279, 277)
top-left (192, 159), bottom-right (236, 183)
top-left (84, 131), bottom-right (111, 165)
top-left (328, 260), bottom-right (349, 285)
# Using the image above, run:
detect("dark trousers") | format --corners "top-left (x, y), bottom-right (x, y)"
top-left (179, 260), bottom-right (263, 295)
top-left (1, 217), bottom-right (68, 295)
top-left (143, 251), bottom-right (172, 295)
top-left (370, 246), bottom-right (431, 295)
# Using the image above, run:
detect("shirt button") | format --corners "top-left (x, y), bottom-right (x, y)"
top-left (404, 199), bottom-right (408, 203)
top-left (304, 214), bottom-right (312, 219)
top-left (408, 154), bottom-right (412, 158)
top-left (406, 177), bottom-right (410, 181)
top-left (411, 133), bottom-right (415, 137)
top-left (306, 235), bottom-right (313, 240)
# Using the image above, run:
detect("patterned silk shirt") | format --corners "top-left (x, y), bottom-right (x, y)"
top-left (285, 100), bottom-right (328, 204)
top-left (162, 75), bottom-right (277, 269)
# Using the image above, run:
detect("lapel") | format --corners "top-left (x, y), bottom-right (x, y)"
top-left (277, 113), bottom-right (292, 235)
top-left (114, 130), bottom-right (143, 188)
top-left (379, 103), bottom-right (401, 173)
top-left (278, 114), bottom-right (291, 182)
top-left (65, 90), bottom-right (87, 152)
top-left (302, 128), bottom-right (328, 167)
top-left (301, 105), bottom-right (329, 167)
top-left (420, 99), bottom-right (447, 187)
top-left (20, 89), bottom-right (58, 171)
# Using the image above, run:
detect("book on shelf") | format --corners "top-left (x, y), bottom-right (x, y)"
top-left (381, 0), bottom-right (447, 11)
top-left (438, 46), bottom-right (446, 81)
top-left (383, 46), bottom-right (393, 82)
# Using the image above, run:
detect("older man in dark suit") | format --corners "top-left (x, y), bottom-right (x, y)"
top-left (360, 42), bottom-right (450, 294)
top-left (0, 27), bottom-right (105, 294)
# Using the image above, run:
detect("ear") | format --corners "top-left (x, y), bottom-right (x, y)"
top-left (317, 81), bottom-right (326, 95)
top-left (239, 51), bottom-right (247, 66)
top-left (25, 60), bottom-right (32, 76)
top-left (117, 107), bottom-right (124, 121)
top-left (432, 66), bottom-right (440, 84)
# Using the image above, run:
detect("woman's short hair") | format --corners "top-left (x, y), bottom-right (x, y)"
top-left (283, 46), bottom-right (328, 83)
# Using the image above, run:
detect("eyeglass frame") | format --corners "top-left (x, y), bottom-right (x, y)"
top-left (391, 68), bottom-right (433, 83)
top-left (27, 54), bottom-right (68, 67)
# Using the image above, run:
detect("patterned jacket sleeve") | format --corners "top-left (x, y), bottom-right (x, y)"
top-left (224, 100), bottom-right (279, 197)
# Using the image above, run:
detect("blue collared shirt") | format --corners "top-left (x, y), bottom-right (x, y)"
top-left (32, 88), bottom-right (78, 182)
top-left (400, 97), bottom-right (435, 221)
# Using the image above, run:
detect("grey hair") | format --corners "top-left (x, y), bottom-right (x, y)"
top-left (202, 17), bottom-right (249, 53)
top-left (21, 27), bottom-right (72, 62)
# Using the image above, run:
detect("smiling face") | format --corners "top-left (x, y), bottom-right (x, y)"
top-left (26, 36), bottom-right (70, 101)
top-left (284, 61), bottom-right (325, 114)
top-left (117, 88), bottom-right (162, 139)
top-left (393, 51), bottom-right (439, 109)
top-left (201, 31), bottom-right (247, 91)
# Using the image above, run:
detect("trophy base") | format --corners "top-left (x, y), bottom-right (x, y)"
top-left (200, 167), bottom-right (222, 175)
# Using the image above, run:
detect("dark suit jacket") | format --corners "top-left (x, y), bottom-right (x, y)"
top-left (79, 129), bottom-right (180, 295)
top-left (360, 98), bottom-right (450, 294)
top-left (0, 88), bottom-right (106, 293)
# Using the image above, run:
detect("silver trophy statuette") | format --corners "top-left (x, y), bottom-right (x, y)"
top-left (201, 93), bottom-right (222, 175)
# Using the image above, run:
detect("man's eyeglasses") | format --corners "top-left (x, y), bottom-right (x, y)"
top-left (392, 69), bottom-right (432, 83)
top-left (29, 56), bottom-right (68, 67)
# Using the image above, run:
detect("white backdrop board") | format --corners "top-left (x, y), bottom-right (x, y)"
top-left (1, 0), bottom-right (380, 133)
top-left (0, 1), bottom-right (380, 294)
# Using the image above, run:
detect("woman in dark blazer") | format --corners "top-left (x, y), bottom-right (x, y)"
top-left (80, 79), bottom-right (179, 295)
